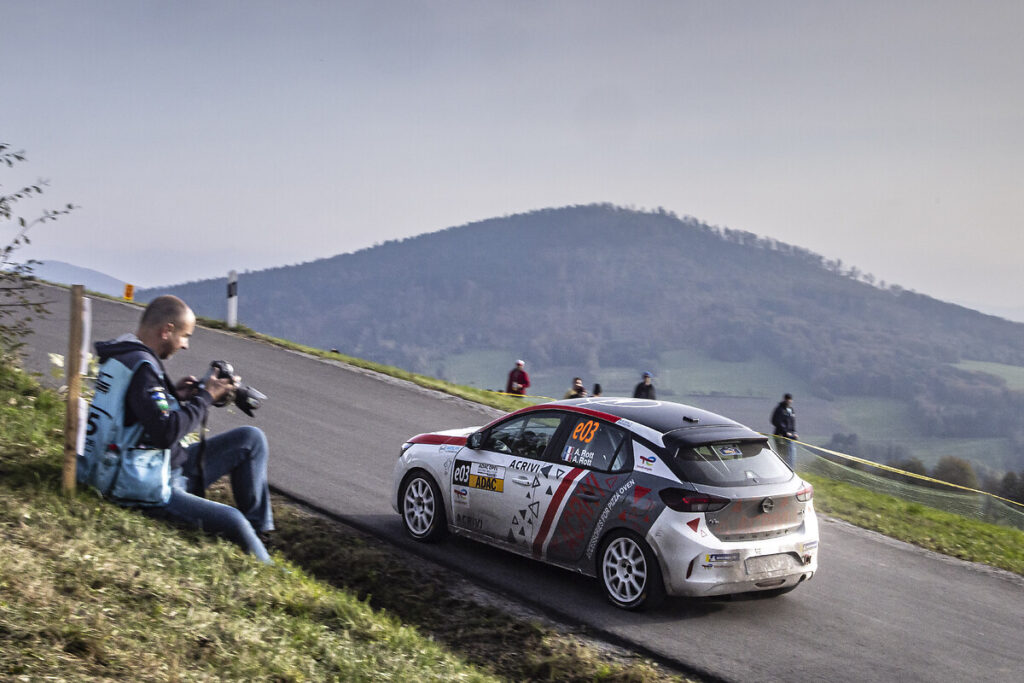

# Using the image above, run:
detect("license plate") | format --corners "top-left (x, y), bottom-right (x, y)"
top-left (745, 553), bottom-right (800, 575)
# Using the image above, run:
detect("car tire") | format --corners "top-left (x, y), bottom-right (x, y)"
top-left (400, 471), bottom-right (448, 542)
top-left (598, 530), bottom-right (665, 611)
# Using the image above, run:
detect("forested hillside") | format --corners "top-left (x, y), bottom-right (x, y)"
top-left (140, 204), bottom-right (1024, 467)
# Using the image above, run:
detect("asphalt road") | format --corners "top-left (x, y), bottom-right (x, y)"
top-left (20, 287), bottom-right (1024, 683)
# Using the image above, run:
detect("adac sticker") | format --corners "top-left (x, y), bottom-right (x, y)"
top-left (452, 459), bottom-right (505, 492)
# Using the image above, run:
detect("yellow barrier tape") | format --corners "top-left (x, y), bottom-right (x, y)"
top-left (486, 390), bottom-right (560, 401)
top-left (766, 433), bottom-right (1024, 510)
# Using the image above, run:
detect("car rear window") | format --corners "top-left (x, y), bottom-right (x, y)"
top-left (664, 440), bottom-right (792, 487)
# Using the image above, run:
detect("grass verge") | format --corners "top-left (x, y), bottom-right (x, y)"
top-left (0, 359), bottom-right (694, 682)
top-left (805, 473), bottom-right (1024, 575)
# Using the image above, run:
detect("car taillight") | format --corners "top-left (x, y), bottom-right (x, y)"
top-left (659, 488), bottom-right (729, 512)
top-left (796, 483), bottom-right (813, 502)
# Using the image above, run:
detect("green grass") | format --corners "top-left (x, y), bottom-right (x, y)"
top-left (956, 359), bottom-right (1024, 391)
top-left (805, 473), bottom-right (1024, 575)
top-left (0, 365), bottom-right (494, 681)
top-left (0, 360), bottom-right (693, 682)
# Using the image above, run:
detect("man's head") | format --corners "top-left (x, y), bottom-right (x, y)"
top-left (572, 377), bottom-right (583, 388)
top-left (784, 393), bottom-right (793, 405)
top-left (642, 371), bottom-right (652, 384)
top-left (516, 359), bottom-right (525, 368)
top-left (137, 295), bottom-right (196, 359)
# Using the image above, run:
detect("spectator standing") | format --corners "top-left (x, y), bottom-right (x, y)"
top-left (563, 377), bottom-right (588, 399)
top-left (505, 359), bottom-right (530, 396)
top-left (771, 393), bottom-right (798, 468)
top-left (592, 383), bottom-right (603, 397)
top-left (633, 371), bottom-right (656, 399)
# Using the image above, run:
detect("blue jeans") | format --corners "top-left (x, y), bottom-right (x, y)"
top-left (774, 435), bottom-right (797, 470)
top-left (146, 426), bottom-right (274, 563)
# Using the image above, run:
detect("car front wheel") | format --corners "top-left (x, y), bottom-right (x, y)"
top-left (400, 472), bottom-right (448, 542)
top-left (599, 531), bottom-right (665, 610)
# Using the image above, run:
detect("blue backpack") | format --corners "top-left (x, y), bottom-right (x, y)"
top-left (78, 355), bottom-right (176, 506)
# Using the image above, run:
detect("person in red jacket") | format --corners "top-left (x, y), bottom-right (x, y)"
top-left (506, 359), bottom-right (530, 395)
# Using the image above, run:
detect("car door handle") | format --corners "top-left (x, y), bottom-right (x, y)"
top-left (512, 476), bottom-right (532, 486)
top-left (577, 491), bottom-right (599, 501)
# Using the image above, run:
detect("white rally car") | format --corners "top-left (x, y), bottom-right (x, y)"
top-left (392, 398), bottom-right (818, 610)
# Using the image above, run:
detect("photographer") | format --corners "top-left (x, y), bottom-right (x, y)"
top-left (83, 295), bottom-right (274, 562)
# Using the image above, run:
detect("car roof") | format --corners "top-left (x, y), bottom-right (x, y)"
top-left (504, 398), bottom-right (765, 444)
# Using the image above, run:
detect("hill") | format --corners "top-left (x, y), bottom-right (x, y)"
top-left (31, 259), bottom-right (126, 297)
top-left (139, 204), bottom-right (1024, 474)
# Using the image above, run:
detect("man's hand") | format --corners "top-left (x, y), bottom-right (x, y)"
top-left (203, 374), bottom-right (236, 404)
top-left (175, 375), bottom-right (200, 399)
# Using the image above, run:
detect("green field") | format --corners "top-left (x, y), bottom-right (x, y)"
top-left (658, 349), bottom-right (813, 399)
top-left (956, 359), bottom-right (1024, 391)
top-left (440, 348), bottom-right (813, 402)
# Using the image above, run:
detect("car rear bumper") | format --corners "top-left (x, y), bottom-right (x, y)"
top-left (649, 506), bottom-right (819, 597)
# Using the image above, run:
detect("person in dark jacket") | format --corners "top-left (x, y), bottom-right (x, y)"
top-left (505, 359), bottom-right (530, 395)
top-left (633, 371), bottom-right (656, 399)
top-left (87, 295), bottom-right (274, 562)
top-left (563, 377), bottom-right (588, 399)
top-left (771, 393), bottom-right (798, 468)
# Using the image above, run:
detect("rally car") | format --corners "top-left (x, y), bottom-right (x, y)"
top-left (391, 397), bottom-right (818, 610)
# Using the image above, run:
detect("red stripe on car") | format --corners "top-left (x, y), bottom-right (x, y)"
top-left (532, 467), bottom-right (585, 557)
top-left (408, 433), bottom-right (468, 446)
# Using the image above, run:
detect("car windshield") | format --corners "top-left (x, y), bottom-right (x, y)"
top-left (665, 440), bottom-right (792, 487)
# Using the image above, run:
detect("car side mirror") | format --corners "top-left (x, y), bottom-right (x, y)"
top-left (467, 432), bottom-right (483, 450)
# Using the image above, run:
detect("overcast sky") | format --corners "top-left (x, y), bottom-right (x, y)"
top-left (3, 1), bottom-right (1022, 315)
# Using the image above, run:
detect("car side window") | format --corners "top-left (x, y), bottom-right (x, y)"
top-left (482, 413), bottom-right (565, 458)
top-left (514, 415), bottom-right (563, 459)
top-left (483, 416), bottom-right (529, 454)
top-left (558, 416), bottom-right (629, 473)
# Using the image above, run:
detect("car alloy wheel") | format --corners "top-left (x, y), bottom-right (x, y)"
top-left (599, 531), bottom-right (664, 610)
top-left (401, 472), bottom-right (447, 542)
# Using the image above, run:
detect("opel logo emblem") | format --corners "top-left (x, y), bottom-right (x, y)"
top-left (761, 497), bottom-right (775, 514)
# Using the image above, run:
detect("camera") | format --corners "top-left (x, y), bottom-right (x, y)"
top-left (200, 360), bottom-right (267, 417)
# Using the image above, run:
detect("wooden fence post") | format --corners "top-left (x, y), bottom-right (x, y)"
top-left (62, 285), bottom-right (84, 496)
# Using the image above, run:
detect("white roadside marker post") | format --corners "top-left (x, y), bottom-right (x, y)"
top-left (227, 270), bottom-right (238, 329)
